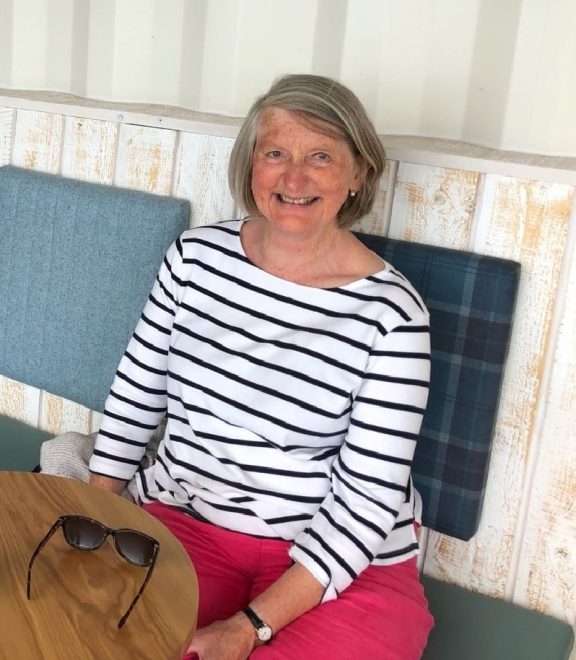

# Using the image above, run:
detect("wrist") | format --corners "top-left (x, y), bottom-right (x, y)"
top-left (88, 473), bottom-right (126, 494)
top-left (229, 611), bottom-right (262, 650)
top-left (241, 606), bottom-right (274, 645)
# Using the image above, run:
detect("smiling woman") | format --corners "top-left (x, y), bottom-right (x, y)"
top-left (251, 108), bottom-right (363, 231)
top-left (244, 107), bottom-right (371, 286)
top-left (229, 74), bottom-right (386, 228)
top-left (231, 74), bottom-right (387, 288)
top-left (88, 74), bottom-right (433, 659)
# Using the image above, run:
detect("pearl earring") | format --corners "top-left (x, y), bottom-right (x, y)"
top-left (349, 190), bottom-right (357, 198)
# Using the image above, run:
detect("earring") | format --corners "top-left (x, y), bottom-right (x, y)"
top-left (349, 190), bottom-right (357, 198)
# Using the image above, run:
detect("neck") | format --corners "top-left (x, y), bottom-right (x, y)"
top-left (242, 217), bottom-right (346, 285)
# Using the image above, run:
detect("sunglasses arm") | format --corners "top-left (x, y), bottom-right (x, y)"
top-left (117, 544), bottom-right (159, 629)
top-left (26, 517), bottom-right (65, 599)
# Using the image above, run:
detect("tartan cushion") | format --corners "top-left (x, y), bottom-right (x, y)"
top-left (356, 233), bottom-right (520, 540)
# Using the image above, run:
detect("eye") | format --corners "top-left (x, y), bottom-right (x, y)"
top-left (265, 150), bottom-right (284, 160)
top-left (310, 152), bottom-right (331, 165)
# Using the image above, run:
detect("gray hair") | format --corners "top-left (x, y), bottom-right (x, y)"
top-left (228, 74), bottom-right (386, 228)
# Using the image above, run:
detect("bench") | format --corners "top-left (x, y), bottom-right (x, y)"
top-left (0, 165), bottom-right (573, 659)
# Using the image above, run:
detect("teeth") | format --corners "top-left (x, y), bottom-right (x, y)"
top-left (279, 194), bottom-right (315, 205)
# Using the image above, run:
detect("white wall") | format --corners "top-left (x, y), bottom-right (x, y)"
top-left (1, 0), bottom-right (575, 157)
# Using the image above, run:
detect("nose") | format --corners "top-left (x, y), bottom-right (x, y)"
top-left (281, 159), bottom-right (309, 191)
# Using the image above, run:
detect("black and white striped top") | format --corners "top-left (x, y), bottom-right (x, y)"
top-left (89, 219), bottom-right (430, 601)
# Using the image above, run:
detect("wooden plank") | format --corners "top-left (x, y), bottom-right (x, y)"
top-left (388, 162), bottom-right (478, 249)
top-left (11, 109), bottom-right (64, 173)
top-left (2, 92), bottom-right (576, 185)
top-left (61, 116), bottom-right (118, 184)
top-left (89, 411), bottom-right (103, 435)
top-left (512, 219), bottom-right (576, 622)
top-left (0, 107), bottom-right (15, 165)
top-left (423, 177), bottom-right (575, 603)
top-left (354, 159), bottom-right (395, 236)
top-left (175, 132), bottom-right (235, 228)
top-left (114, 123), bottom-right (177, 195)
top-left (39, 392), bottom-right (92, 437)
top-left (0, 377), bottom-right (40, 426)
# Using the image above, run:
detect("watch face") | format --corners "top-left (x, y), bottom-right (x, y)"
top-left (257, 625), bottom-right (273, 642)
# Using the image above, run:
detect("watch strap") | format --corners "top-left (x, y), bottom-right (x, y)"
top-left (243, 606), bottom-right (272, 642)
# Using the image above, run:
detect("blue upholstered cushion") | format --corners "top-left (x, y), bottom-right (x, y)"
top-left (356, 233), bottom-right (520, 540)
top-left (0, 165), bottom-right (189, 413)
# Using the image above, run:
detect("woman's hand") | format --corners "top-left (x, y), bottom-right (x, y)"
top-left (187, 562), bottom-right (324, 659)
top-left (88, 473), bottom-right (126, 495)
top-left (186, 613), bottom-right (256, 660)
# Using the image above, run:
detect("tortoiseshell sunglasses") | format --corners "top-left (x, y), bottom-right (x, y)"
top-left (27, 514), bottom-right (159, 628)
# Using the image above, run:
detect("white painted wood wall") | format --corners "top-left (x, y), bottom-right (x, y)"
top-left (1, 93), bottom-right (575, 648)
top-left (3, 0), bottom-right (576, 156)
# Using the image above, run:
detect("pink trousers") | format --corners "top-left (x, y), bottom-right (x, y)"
top-left (144, 502), bottom-right (433, 659)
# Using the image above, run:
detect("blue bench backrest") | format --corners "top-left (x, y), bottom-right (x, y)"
top-left (0, 166), bottom-right (190, 413)
top-left (356, 233), bottom-right (520, 540)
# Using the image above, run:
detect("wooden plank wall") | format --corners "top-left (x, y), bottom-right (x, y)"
top-left (1, 102), bottom-right (575, 644)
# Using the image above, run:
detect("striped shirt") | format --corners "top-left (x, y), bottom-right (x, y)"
top-left (89, 219), bottom-right (431, 601)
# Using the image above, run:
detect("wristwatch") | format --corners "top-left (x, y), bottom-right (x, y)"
top-left (243, 606), bottom-right (273, 643)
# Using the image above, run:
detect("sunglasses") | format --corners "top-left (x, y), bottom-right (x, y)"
top-left (27, 514), bottom-right (160, 628)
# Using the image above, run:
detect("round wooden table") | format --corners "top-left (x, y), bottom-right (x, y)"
top-left (0, 472), bottom-right (198, 659)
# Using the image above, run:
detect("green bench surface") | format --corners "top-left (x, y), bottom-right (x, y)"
top-left (422, 574), bottom-right (574, 660)
top-left (0, 415), bottom-right (50, 471)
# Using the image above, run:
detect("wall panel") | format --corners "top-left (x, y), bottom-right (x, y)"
top-left (11, 109), bottom-right (63, 173)
top-left (512, 220), bottom-right (576, 622)
top-left (0, 377), bottom-right (40, 427)
top-left (388, 162), bottom-right (478, 248)
top-left (61, 116), bottom-right (117, 184)
top-left (114, 123), bottom-right (177, 194)
top-left (0, 107), bottom-right (14, 164)
top-left (176, 132), bottom-right (235, 227)
top-left (39, 393), bottom-right (91, 437)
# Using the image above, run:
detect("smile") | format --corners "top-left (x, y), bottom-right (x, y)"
top-left (277, 194), bottom-right (317, 205)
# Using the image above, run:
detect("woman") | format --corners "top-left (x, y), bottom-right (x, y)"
top-left (89, 74), bottom-right (433, 659)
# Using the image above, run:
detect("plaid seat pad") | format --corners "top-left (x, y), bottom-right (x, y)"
top-left (356, 233), bottom-right (520, 540)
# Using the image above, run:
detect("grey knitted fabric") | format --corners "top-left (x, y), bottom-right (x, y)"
top-left (40, 421), bottom-right (165, 503)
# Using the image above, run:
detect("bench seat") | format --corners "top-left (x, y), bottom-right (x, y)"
top-left (422, 575), bottom-right (574, 660)
top-left (0, 415), bottom-right (50, 471)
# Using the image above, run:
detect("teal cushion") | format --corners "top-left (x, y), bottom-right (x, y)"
top-left (422, 575), bottom-right (574, 660)
top-left (0, 415), bottom-right (51, 470)
top-left (0, 165), bottom-right (190, 413)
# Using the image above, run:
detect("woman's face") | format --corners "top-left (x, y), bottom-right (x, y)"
top-left (251, 108), bottom-right (365, 235)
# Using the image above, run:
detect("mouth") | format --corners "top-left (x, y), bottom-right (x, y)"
top-left (277, 193), bottom-right (318, 206)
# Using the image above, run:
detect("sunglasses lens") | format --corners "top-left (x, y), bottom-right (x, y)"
top-left (62, 517), bottom-right (106, 550)
top-left (115, 531), bottom-right (155, 567)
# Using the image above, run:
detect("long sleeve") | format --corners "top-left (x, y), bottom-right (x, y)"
top-left (89, 238), bottom-right (184, 481)
top-left (289, 313), bottom-right (430, 601)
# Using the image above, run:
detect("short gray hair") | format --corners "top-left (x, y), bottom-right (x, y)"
top-left (228, 74), bottom-right (386, 228)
